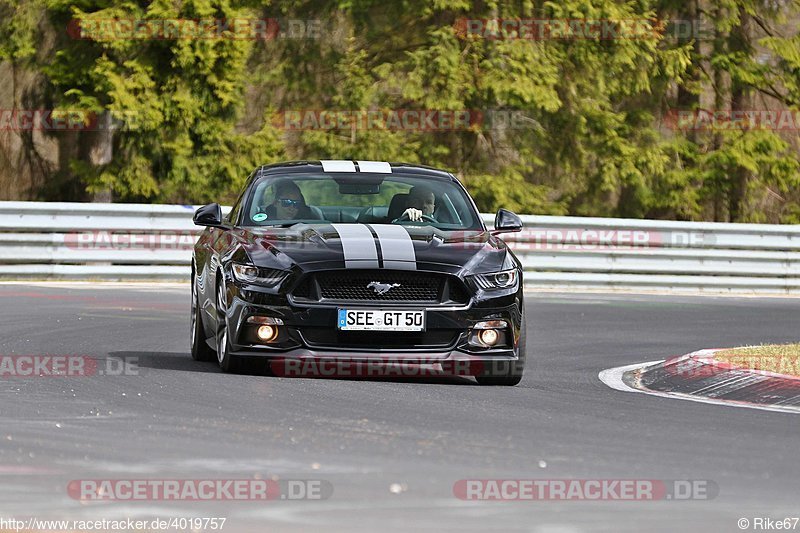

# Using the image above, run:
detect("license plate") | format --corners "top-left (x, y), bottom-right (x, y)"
top-left (337, 309), bottom-right (426, 332)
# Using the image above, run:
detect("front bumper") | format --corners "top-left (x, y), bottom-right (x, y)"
top-left (220, 278), bottom-right (524, 366)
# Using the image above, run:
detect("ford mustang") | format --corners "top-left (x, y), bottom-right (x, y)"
top-left (191, 160), bottom-right (526, 385)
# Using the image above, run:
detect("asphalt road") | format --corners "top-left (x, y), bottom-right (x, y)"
top-left (1, 283), bottom-right (798, 533)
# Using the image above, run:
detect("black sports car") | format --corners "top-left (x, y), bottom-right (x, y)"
top-left (191, 160), bottom-right (526, 385)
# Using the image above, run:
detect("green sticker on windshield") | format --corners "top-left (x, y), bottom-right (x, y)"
top-left (252, 213), bottom-right (268, 222)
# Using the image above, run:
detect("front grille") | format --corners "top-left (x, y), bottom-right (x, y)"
top-left (320, 270), bottom-right (441, 301)
top-left (290, 269), bottom-right (471, 304)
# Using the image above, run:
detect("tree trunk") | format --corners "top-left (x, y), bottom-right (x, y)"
top-left (87, 111), bottom-right (114, 202)
top-left (711, 3), bottom-right (730, 222)
top-left (676, 0), bottom-right (700, 114)
top-left (728, 10), bottom-right (753, 222)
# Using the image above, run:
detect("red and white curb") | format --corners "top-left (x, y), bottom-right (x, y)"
top-left (599, 349), bottom-right (800, 415)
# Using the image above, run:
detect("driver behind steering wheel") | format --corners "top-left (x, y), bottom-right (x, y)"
top-left (395, 186), bottom-right (436, 222)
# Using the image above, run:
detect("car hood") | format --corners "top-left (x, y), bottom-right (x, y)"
top-left (236, 223), bottom-right (512, 275)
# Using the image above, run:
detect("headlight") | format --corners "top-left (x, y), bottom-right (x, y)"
top-left (470, 269), bottom-right (519, 290)
top-left (232, 263), bottom-right (289, 287)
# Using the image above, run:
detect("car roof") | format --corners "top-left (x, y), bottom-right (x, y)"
top-left (255, 160), bottom-right (456, 181)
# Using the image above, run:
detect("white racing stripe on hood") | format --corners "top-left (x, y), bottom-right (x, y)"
top-left (332, 223), bottom-right (379, 268)
top-left (369, 224), bottom-right (417, 270)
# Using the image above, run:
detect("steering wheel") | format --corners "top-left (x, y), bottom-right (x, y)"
top-left (394, 213), bottom-right (437, 224)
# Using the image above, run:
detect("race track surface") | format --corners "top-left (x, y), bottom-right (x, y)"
top-left (1, 284), bottom-right (798, 532)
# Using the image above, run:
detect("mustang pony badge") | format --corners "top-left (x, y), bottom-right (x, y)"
top-left (367, 281), bottom-right (401, 295)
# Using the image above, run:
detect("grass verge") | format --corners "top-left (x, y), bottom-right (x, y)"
top-left (714, 343), bottom-right (800, 378)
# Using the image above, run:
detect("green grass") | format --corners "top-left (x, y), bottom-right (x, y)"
top-left (714, 343), bottom-right (800, 377)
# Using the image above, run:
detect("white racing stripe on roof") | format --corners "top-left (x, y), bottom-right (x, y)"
top-left (369, 224), bottom-right (416, 270)
top-left (321, 160), bottom-right (357, 172)
top-left (332, 223), bottom-right (379, 268)
top-left (356, 161), bottom-right (392, 173)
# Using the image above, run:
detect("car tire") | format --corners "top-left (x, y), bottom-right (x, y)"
top-left (190, 273), bottom-right (215, 362)
top-left (475, 319), bottom-right (526, 386)
top-left (216, 276), bottom-right (243, 373)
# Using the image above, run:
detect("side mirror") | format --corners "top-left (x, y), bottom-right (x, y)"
top-left (492, 208), bottom-right (523, 234)
top-left (193, 203), bottom-right (224, 228)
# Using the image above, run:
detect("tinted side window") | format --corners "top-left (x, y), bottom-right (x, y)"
top-left (226, 172), bottom-right (256, 224)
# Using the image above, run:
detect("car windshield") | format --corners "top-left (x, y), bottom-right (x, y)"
top-left (240, 173), bottom-right (484, 230)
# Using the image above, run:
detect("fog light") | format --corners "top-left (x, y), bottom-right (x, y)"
top-left (478, 329), bottom-right (499, 346)
top-left (257, 325), bottom-right (278, 342)
top-left (469, 320), bottom-right (510, 348)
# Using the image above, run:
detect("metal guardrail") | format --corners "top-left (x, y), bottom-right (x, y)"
top-left (0, 202), bottom-right (197, 280)
top-left (503, 215), bottom-right (800, 293)
top-left (1, 201), bottom-right (799, 293)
